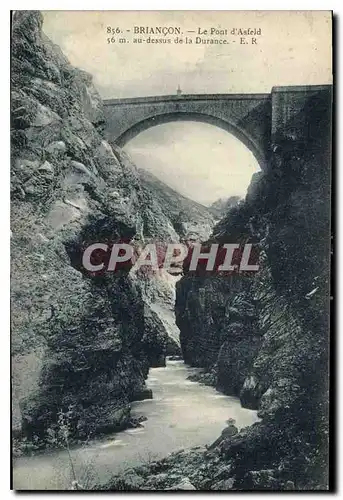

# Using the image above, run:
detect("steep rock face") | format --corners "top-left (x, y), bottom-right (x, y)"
top-left (209, 196), bottom-right (241, 219)
top-left (141, 271), bottom-right (182, 358)
top-left (11, 10), bottom-right (143, 439)
top-left (174, 87), bottom-right (331, 488)
top-left (11, 11), bottom-right (187, 441)
top-left (176, 274), bottom-right (260, 390)
top-left (138, 169), bottom-right (215, 242)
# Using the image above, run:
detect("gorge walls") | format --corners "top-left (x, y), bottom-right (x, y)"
top-left (11, 9), bottom-right (331, 490)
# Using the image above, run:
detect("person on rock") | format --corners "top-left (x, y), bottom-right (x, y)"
top-left (207, 418), bottom-right (238, 450)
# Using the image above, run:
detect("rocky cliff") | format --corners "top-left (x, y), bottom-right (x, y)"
top-left (11, 11), bottom-right (212, 444)
top-left (173, 86), bottom-right (331, 489)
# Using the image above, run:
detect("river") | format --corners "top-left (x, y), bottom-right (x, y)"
top-left (13, 358), bottom-right (259, 490)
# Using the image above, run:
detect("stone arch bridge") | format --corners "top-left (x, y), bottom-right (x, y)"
top-left (103, 85), bottom-right (332, 170)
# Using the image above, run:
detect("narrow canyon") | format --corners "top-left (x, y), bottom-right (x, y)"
top-left (11, 11), bottom-right (331, 491)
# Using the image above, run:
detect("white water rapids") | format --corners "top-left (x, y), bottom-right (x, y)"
top-left (13, 359), bottom-right (259, 490)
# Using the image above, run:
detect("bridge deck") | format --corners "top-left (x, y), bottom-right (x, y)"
top-left (103, 93), bottom-right (271, 106)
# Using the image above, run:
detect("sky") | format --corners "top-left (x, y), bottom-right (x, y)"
top-left (42, 11), bottom-right (332, 205)
top-left (125, 121), bottom-right (259, 205)
top-left (42, 11), bottom-right (332, 98)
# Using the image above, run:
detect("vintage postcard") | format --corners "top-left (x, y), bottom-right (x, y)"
top-left (11, 10), bottom-right (332, 491)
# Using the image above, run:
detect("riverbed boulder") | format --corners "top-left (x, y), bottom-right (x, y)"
top-left (168, 477), bottom-right (196, 490)
top-left (211, 478), bottom-right (235, 490)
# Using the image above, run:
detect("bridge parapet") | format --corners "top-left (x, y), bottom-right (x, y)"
top-left (104, 93), bottom-right (270, 106)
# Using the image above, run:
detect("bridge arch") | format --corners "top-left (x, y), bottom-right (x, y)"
top-left (104, 87), bottom-right (332, 173)
top-left (114, 111), bottom-right (266, 170)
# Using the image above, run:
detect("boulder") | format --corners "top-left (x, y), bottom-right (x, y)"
top-left (168, 478), bottom-right (196, 490)
top-left (211, 478), bottom-right (235, 490)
